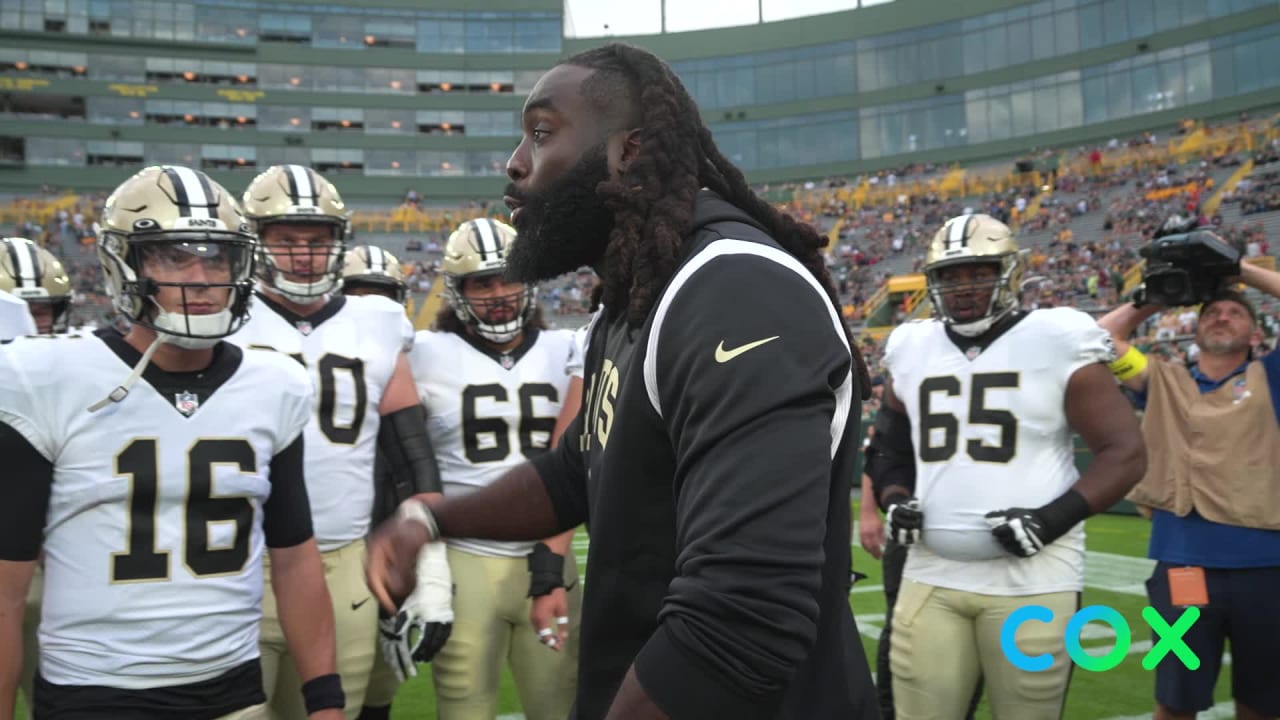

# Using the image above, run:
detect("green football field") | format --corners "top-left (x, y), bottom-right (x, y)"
top-left (13, 510), bottom-right (1235, 720)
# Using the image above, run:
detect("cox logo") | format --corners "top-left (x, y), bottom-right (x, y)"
top-left (1001, 605), bottom-right (1201, 672)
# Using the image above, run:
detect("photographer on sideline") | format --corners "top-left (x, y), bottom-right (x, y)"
top-left (1098, 257), bottom-right (1280, 720)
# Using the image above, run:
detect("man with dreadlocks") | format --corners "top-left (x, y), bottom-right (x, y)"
top-left (366, 42), bottom-right (879, 719)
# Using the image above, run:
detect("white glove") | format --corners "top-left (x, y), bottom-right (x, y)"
top-left (378, 541), bottom-right (454, 682)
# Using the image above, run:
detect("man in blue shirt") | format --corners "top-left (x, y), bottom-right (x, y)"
top-left (1099, 260), bottom-right (1280, 720)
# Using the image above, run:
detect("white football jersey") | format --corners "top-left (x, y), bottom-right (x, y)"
top-left (0, 288), bottom-right (36, 340)
top-left (0, 332), bottom-right (312, 688)
top-left (883, 308), bottom-right (1113, 595)
top-left (226, 292), bottom-right (413, 551)
top-left (410, 327), bottom-right (576, 557)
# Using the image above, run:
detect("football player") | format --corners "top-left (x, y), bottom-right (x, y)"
top-left (867, 213), bottom-right (1145, 719)
top-left (0, 237), bottom-right (73, 719)
top-left (0, 165), bottom-right (343, 720)
top-left (227, 165), bottom-right (446, 719)
top-left (339, 245), bottom-right (407, 305)
top-left (391, 218), bottom-right (580, 720)
top-left (336, 245), bottom-right (410, 720)
top-left (0, 237), bottom-right (71, 337)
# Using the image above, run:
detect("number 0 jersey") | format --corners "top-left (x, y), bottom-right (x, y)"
top-left (0, 331), bottom-right (313, 689)
top-left (226, 291), bottom-right (413, 551)
top-left (883, 307), bottom-right (1113, 594)
top-left (410, 327), bottom-right (576, 558)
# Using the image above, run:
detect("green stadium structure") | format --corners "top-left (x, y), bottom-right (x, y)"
top-left (0, 0), bottom-right (1278, 202)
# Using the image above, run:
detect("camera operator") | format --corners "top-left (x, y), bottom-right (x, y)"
top-left (1098, 252), bottom-right (1280, 720)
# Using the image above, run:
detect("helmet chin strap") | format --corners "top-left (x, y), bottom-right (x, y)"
top-left (86, 307), bottom-right (230, 413)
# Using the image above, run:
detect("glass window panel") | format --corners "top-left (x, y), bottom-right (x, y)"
top-left (965, 94), bottom-right (990, 144)
top-left (1082, 74), bottom-right (1109, 123)
top-left (1184, 50), bottom-right (1212, 103)
top-left (988, 94), bottom-right (1012, 141)
top-left (1078, 3), bottom-right (1104, 50)
top-left (468, 150), bottom-right (510, 176)
top-left (364, 108), bottom-right (413, 134)
top-left (1032, 15), bottom-right (1056, 60)
top-left (87, 95), bottom-right (143, 124)
top-left (794, 58), bottom-right (816, 104)
top-left (258, 105), bottom-right (309, 131)
top-left (314, 15), bottom-right (362, 49)
top-left (857, 50), bottom-right (881, 91)
top-left (984, 26), bottom-right (1006, 71)
top-left (1008, 20), bottom-right (1032, 66)
top-left (26, 137), bottom-right (85, 165)
top-left (260, 64), bottom-right (309, 90)
top-left (1102, 0), bottom-right (1129, 45)
top-left (1232, 40), bottom-right (1261, 92)
top-left (1181, 0), bottom-right (1207, 24)
top-left (260, 146), bottom-right (310, 168)
top-left (1128, 0), bottom-right (1154, 37)
top-left (962, 32), bottom-right (986, 74)
top-left (87, 52), bottom-right (142, 80)
top-left (1131, 64), bottom-right (1160, 112)
top-left (1106, 70), bottom-right (1134, 117)
top-left (365, 149), bottom-right (411, 176)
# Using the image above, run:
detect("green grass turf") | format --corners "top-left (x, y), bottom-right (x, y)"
top-left (12, 511), bottom-right (1234, 719)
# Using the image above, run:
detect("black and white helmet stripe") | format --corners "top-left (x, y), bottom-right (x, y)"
top-left (3, 237), bottom-right (41, 290)
top-left (163, 165), bottom-right (217, 220)
top-left (284, 164), bottom-right (317, 206)
top-left (470, 219), bottom-right (505, 261)
top-left (366, 245), bottom-right (387, 273)
top-left (945, 213), bottom-right (973, 253)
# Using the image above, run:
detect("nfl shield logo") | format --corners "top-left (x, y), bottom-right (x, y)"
top-left (500, 354), bottom-right (514, 370)
top-left (965, 346), bottom-right (982, 360)
top-left (296, 320), bottom-right (313, 335)
top-left (175, 391), bottom-right (199, 416)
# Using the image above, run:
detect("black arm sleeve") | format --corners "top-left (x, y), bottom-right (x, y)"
top-left (866, 405), bottom-right (917, 512)
top-left (263, 434), bottom-right (314, 549)
top-left (0, 420), bottom-right (53, 561)
top-left (632, 252), bottom-right (850, 717)
top-left (377, 403), bottom-right (442, 499)
top-left (529, 409), bottom-right (589, 530)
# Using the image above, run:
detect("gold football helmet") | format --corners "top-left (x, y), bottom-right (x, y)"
top-left (341, 245), bottom-right (407, 304)
top-left (443, 218), bottom-right (535, 343)
top-left (924, 213), bottom-right (1023, 336)
top-left (242, 164), bottom-right (349, 303)
top-left (97, 165), bottom-right (257, 347)
top-left (0, 236), bottom-right (71, 333)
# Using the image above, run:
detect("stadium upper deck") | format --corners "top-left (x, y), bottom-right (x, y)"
top-left (1, 0), bottom-right (1278, 202)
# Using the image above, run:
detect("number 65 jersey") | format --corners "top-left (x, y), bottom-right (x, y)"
top-left (226, 291), bottom-right (414, 551)
top-left (883, 307), bottom-right (1113, 595)
top-left (410, 326), bottom-right (576, 558)
top-left (0, 330), bottom-right (313, 691)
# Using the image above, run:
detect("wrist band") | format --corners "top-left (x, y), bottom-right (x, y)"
top-left (1108, 345), bottom-right (1148, 381)
top-left (527, 542), bottom-right (566, 598)
top-left (397, 499), bottom-right (441, 542)
top-left (301, 673), bottom-right (345, 715)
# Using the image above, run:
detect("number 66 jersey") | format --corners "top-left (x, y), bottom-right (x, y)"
top-left (410, 326), bottom-right (576, 558)
top-left (0, 330), bottom-right (313, 698)
top-left (883, 307), bottom-right (1113, 595)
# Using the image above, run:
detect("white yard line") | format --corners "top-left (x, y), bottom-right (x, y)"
top-left (1101, 701), bottom-right (1234, 720)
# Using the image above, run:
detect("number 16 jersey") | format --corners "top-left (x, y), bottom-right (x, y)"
top-left (227, 291), bottom-right (413, 551)
top-left (410, 326), bottom-right (576, 558)
top-left (883, 307), bottom-right (1113, 595)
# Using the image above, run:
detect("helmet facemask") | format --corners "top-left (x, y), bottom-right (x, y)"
top-left (444, 271), bottom-right (536, 344)
top-left (926, 255), bottom-right (1021, 337)
top-left (100, 229), bottom-right (256, 349)
top-left (256, 221), bottom-right (346, 304)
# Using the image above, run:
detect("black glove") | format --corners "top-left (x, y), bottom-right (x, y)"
top-left (883, 491), bottom-right (923, 546)
top-left (984, 489), bottom-right (1092, 558)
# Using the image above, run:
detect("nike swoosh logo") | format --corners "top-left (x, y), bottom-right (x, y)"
top-left (351, 597), bottom-right (371, 611)
top-left (714, 336), bottom-right (780, 363)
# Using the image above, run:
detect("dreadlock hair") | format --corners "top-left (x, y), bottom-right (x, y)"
top-left (564, 42), bottom-right (870, 395)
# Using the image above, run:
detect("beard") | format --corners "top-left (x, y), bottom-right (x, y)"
top-left (505, 143), bottom-right (615, 284)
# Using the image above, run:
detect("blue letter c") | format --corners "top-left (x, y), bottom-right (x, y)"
top-left (1002, 605), bottom-right (1055, 672)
